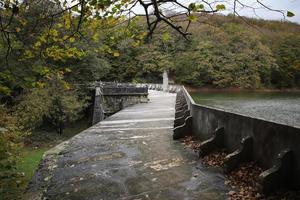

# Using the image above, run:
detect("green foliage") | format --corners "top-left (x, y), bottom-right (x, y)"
top-left (0, 105), bottom-right (24, 200)
top-left (174, 23), bottom-right (276, 89)
top-left (287, 11), bottom-right (295, 17)
top-left (270, 35), bottom-right (300, 87)
top-left (127, 16), bottom-right (300, 89)
top-left (0, 3), bottom-right (296, 94)
top-left (216, 4), bottom-right (226, 11)
top-left (16, 148), bottom-right (48, 182)
top-left (188, 3), bottom-right (204, 12)
top-left (0, 0), bottom-right (298, 97)
top-left (16, 74), bottom-right (88, 134)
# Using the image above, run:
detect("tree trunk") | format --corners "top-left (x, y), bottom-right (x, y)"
top-left (59, 122), bottom-right (64, 135)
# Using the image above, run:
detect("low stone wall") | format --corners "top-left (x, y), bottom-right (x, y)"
top-left (102, 95), bottom-right (148, 115)
top-left (141, 83), bottom-right (181, 93)
top-left (173, 86), bottom-right (300, 193)
top-left (92, 83), bottom-right (148, 124)
top-left (102, 86), bottom-right (148, 95)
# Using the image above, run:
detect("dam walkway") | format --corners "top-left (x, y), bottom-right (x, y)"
top-left (26, 90), bottom-right (228, 200)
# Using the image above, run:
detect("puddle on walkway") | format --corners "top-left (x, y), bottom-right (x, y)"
top-left (144, 158), bottom-right (185, 171)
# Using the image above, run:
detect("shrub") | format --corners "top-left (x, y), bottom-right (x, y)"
top-left (0, 105), bottom-right (24, 199)
top-left (16, 74), bottom-right (88, 134)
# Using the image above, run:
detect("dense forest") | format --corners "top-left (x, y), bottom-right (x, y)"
top-left (101, 14), bottom-right (300, 89)
top-left (173, 15), bottom-right (300, 89)
top-left (0, 0), bottom-right (299, 199)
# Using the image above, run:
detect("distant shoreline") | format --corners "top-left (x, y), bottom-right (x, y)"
top-left (184, 86), bottom-right (300, 93)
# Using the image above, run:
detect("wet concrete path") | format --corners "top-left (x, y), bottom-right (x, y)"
top-left (26, 90), bottom-right (229, 200)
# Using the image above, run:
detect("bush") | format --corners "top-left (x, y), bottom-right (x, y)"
top-left (0, 105), bottom-right (24, 199)
top-left (271, 35), bottom-right (300, 87)
top-left (17, 74), bottom-right (88, 134)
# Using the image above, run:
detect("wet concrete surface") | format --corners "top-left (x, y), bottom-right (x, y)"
top-left (25, 90), bottom-right (229, 200)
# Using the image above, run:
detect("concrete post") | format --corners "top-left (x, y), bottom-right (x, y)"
top-left (163, 70), bottom-right (168, 92)
top-left (92, 87), bottom-right (104, 125)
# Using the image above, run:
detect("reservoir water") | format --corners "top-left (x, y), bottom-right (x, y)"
top-left (190, 91), bottom-right (300, 128)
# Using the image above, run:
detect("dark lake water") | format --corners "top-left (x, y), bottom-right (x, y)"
top-left (190, 91), bottom-right (300, 128)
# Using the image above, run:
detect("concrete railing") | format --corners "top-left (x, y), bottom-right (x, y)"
top-left (92, 82), bottom-right (149, 125)
top-left (173, 86), bottom-right (300, 194)
top-left (139, 83), bottom-right (181, 93)
top-left (101, 86), bottom-right (148, 96)
top-left (97, 82), bottom-right (148, 95)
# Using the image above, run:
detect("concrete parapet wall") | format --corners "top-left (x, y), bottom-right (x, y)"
top-left (140, 83), bottom-right (181, 93)
top-left (102, 95), bottom-right (148, 115)
top-left (176, 86), bottom-right (300, 190)
top-left (92, 82), bottom-right (149, 124)
top-left (102, 86), bottom-right (148, 96)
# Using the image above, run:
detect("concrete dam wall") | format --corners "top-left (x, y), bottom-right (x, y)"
top-left (92, 82), bottom-right (148, 125)
top-left (173, 86), bottom-right (300, 194)
top-left (91, 82), bottom-right (181, 125)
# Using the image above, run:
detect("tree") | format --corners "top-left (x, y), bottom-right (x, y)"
top-left (0, 0), bottom-right (295, 55)
top-left (0, 0), bottom-right (295, 97)
top-left (172, 22), bottom-right (277, 89)
top-left (271, 35), bottom-right (300, 87)
top-left (16, 73), bottom-right (88, 134)
top-left (0, 105), bottom-right (24, 199)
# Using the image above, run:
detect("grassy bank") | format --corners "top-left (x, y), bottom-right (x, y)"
top-left (4, 118), bottom-right (90, 200)
top-left (15, 147), bottom-right (48, 194)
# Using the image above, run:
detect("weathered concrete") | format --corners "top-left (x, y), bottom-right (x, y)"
top-left (223, 136), bottom-right (253, 173)
top-left (163, 70), bottom-right (169, 92)
top-left (176, 86), bottom-right (300, 191)
top-left (92, 87), bottom-right (105, 125)
top-left (198, 127), bottom-right (225, 158)
top-left (259, 149), bottom-right (294, 194)
top-left (25, 90), bottom-right (229, 200)
top-left (92, 83), bottom-right (148, 125)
